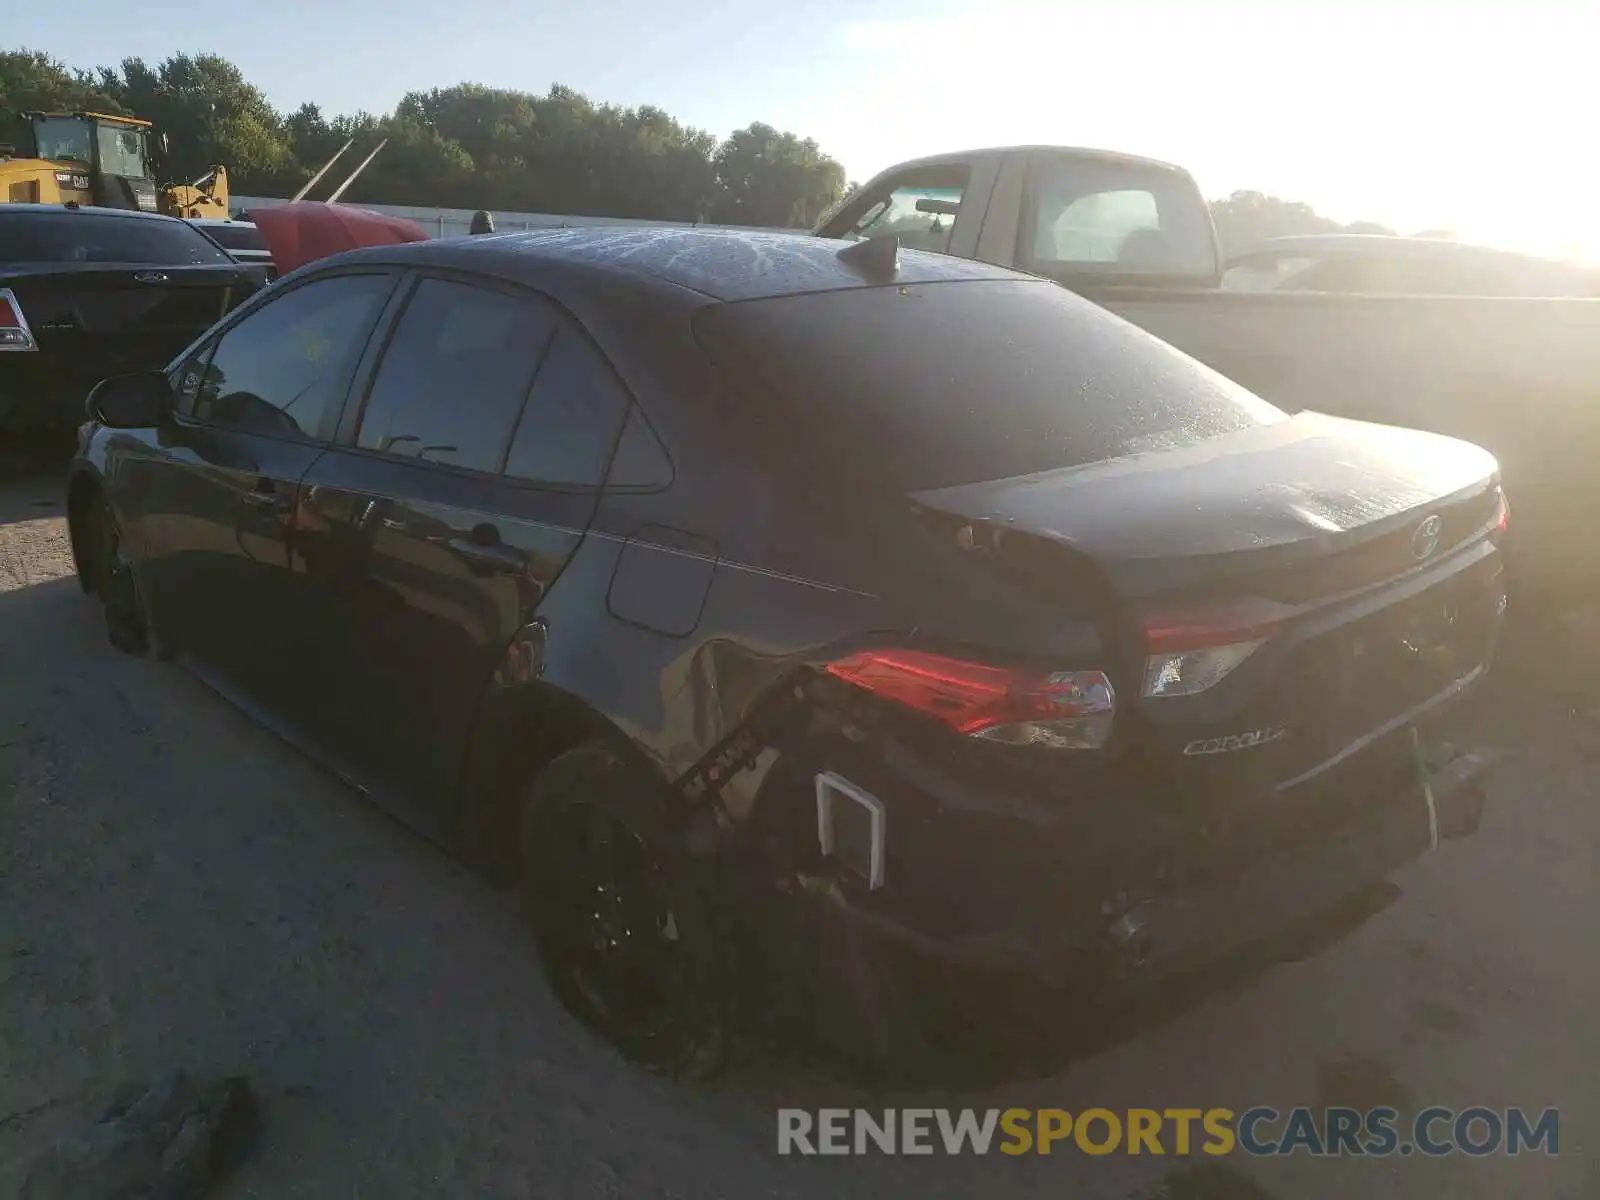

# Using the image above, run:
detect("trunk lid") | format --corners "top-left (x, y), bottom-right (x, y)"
top-left (910, 411), bottom-right (1502, 602)
top-left (2, 263), bottom-right (256, 373)
top-left (915, 410), bottom-right (1506, 812)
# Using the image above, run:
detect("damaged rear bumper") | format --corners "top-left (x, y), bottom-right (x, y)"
top-left (785, 741), bottom-right (1496, 994)
top-left (1100, 745), bottom-right (1495, 989)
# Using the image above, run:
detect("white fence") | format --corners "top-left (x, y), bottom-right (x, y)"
top-left (233, 195), bottom-right (797, 240)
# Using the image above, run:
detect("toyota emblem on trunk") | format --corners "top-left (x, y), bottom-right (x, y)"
top-left (134, 271), bottom-right (169, 283)
top-left (1411, 514), bottom-right (1443, 560)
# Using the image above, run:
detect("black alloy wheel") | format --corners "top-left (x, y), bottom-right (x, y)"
top-left (521, 741), bottom-right (728, 1078)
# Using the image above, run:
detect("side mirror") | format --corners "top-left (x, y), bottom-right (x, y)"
top-left (87, 371), bottom-right (175, 429)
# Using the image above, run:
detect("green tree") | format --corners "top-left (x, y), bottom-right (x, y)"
top-left (712, 123), bottom-right (846, 227)
top-left (107, 53), bottom-right (295, 186)
top-left (0, 48), bottom-right (125, 153)
top-left (1209, 189), bottom-right (1395, 255)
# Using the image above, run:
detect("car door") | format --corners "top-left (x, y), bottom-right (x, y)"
top-left (138, 269), bottom-right (399, 709)
top-left (291, 272), bottom-right (632, 826)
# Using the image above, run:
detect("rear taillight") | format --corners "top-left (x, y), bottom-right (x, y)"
top-left (1142, 601), bottom-right (1288, 698)
top-left (0, 288), bottom-right (38, 352)
top-left (1492, 489), bottom-right (1509, 541)
top-left (824, 649), bottom-right (1116, 750)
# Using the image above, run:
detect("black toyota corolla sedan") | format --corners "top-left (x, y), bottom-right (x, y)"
top-left (66, 228), bottom-right (1507, 1076)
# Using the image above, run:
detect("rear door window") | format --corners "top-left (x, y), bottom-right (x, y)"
top-left (502, 324), bottom-right (632, 487)
top-left (181, 272), bottom-right (394, 439)
top-left (354, 277), bottom-right (558, 474)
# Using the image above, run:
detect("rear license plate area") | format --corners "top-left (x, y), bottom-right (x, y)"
top-left (1280, 564), bottom-right (1498, 782)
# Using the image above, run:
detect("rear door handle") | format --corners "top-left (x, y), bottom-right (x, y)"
top-left (241, 482), bottom-right (291, 515)
top-left (446, 533), bottom-right (523, 576)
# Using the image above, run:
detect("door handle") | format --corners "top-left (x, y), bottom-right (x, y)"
top-left (241, 483), bottom-right (291, 515)
top-left (446, 532), bottom-right (523, 576)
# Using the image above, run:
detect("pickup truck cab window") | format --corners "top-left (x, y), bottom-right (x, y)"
top-left (820, 165), bottom-right (970, 255)
top-left (354, 276), bottom-right (557, 473)
top-left (1022, 155), bottom-right (1217, 279)
top-left (181, 272), bottom-right (393, 439)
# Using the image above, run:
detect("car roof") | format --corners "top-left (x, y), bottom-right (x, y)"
top-left (858, 144), bottom-right (1195, 180)
top-left (185, 217), bottom-right (257, 229)
top-left (0, 203), bottom-right (183, 224)
top-left (327, 227), bottom-right (1028, 303)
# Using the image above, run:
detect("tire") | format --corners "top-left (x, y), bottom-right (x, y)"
top-left (86, 495), bottom-right (172, 660)
top-left (520, 740), bottom-right (729, 1079)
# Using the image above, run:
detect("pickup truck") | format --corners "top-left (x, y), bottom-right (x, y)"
top-left (813, 146), bottom-right (1600, 597)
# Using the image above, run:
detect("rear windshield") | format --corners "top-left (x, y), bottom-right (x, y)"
top-left (696, 279), bottom-right (1284, 491)
top-left (1022, 157), bottom-right (1218, 281)
top-left (0, 212), bottom-right (232, 266)
top-left (198, 224), bottom-right (269, 254)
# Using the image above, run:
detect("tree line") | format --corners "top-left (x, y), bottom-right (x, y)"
top-left (1208, 190), bottom-right (1397, 254)
top-left (0, 48), bottom-right (848, 226)
top-left (3, 46), bottom-right (1399, 243)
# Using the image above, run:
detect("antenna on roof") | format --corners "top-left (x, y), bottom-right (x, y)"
top-left (836, 234), bottom-right (900, 280)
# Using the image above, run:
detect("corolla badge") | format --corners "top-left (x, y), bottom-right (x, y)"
top-left (1183, 724), bottom-right (1288, 756)
top-left (133, 271), bottom-right (169, 283)
top-left (1411, 514), bottom-right (1443, 560)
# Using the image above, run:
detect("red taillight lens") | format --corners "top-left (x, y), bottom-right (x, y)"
top-left (1493, 489), bottom-right (1509, 538)
top-left (0, 288), bottom-right (38, 352)
top-left (824, 649), bottom-right (1115, 749)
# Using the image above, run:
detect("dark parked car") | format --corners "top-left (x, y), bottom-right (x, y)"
top-left (66, 229), bottom-right (1507, 1076)
top-left (186, 216), bottom-right (277, 279)
top-left (0, 204), bottom-right (265, 437)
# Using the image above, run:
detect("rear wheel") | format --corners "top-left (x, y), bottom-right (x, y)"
top-left (520, 741), bottom-right (728, 1079)
top-left (86, 496), bottom-right (171, 659)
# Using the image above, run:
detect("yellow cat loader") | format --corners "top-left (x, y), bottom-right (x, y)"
top-left (0, 111), bottom-right (230, 217)
top-left (160, 163), bottom-right (231, 218)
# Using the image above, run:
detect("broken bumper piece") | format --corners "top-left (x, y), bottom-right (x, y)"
top-left (796, 744), bottom-right (1497, 992)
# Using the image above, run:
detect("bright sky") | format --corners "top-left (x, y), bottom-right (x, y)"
top-left (14, 0), bottom-right (1597, 259)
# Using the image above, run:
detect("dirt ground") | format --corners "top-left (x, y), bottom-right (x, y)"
top-left (0, 473), bottom-right (1594, 1199)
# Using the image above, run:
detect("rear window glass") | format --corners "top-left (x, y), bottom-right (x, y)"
top-left (696, 279), bottom-right (1284, 492)
top-left (0, 212), bottom-right (232, 266)
top-left (197, 224), bottom-right (268, 254)
top-left (1023, 157), bottom-right (1217, 279)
